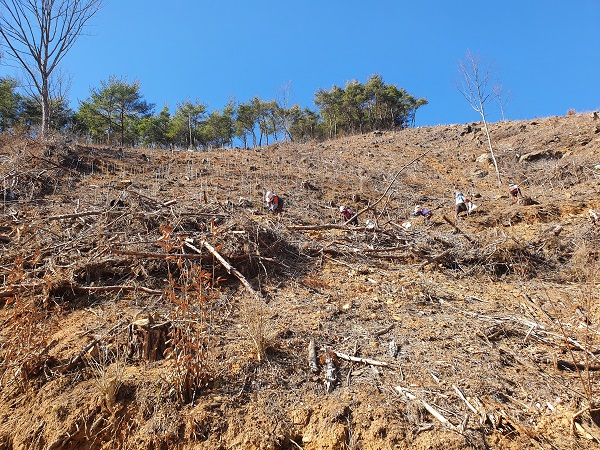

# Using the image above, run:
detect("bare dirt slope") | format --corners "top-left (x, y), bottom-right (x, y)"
top-left (1, 112), bottom-right (600, 450)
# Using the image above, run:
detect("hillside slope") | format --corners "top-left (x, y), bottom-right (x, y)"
top-left (1, 112), bottom-right (599, 450)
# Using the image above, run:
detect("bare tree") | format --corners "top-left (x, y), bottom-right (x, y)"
top-left (0, 0), bottom-right (105, 138)
top-left (456, 50), bottom-right (502, 185)
top-left (496, 85), bottom-right (511, 122)
top-left (276, 80), bottom-right (293, 141)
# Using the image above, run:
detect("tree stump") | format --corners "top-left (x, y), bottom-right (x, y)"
top-left (127, 314), bottom-right (170, 362)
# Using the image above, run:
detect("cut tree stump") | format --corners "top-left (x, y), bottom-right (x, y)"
top-left (127, 315), bottom-right (170, 362)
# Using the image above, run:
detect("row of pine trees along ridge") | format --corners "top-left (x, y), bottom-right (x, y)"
top-left (0, 74), bottom-right (427, 149)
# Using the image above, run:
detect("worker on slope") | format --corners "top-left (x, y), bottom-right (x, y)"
top-left (265, 191), bottom-right (283, 213)
top-left (339, 205), bottom-right (359, 226)
top-left (509, 183), bottom-right (524, 201)
top-left (455, 190), bottom-right (477, 219)
top-left (412, 205), bottom-right (433, 225)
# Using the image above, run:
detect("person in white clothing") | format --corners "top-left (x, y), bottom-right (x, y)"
top-left (455, 191), bottom-right (469, 219)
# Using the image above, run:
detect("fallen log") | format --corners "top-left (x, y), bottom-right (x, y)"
top-left (185, 241), bottom-right (264, 302)
top-left (442, 215), bottom-right (474, 243)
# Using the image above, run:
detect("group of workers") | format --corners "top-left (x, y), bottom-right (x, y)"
top-left (412, 183), bottom-right (525, 225)
top-left (265, 190), bottom-right (360, 226)
top-left (263, 182), bottom-right (526, 227)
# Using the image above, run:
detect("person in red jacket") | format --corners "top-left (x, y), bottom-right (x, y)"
top-left (339, 205), bottom-right (359, 226)
top-left (265, 191), bottom-right (283, 213)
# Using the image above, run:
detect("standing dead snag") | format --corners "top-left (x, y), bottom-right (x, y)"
top-left (308, 339), bottom-right (319, 373)
top-left (456, 50), bottom-right (502, 185)
top-left (323, 346), bottom-right (337, 393)
top-left (0, 0), bottom-right (105, 137)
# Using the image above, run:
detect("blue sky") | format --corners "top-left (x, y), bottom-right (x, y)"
top-left (10, 0), bottom-right (600, 127)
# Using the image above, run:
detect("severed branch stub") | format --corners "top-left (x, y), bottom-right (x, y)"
top-left (324, 346), bottom-right (337, 393)
top-left (308, 339), bottom-right (319, 373)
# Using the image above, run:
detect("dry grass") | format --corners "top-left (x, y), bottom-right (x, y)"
top-left (85, 342), bottom-right (125, 411)
top-left (239, 296), bottom-right (277, 362)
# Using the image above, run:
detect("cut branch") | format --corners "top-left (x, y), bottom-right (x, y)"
top-left (111, 249), bottom-right (205, 260)
top-left (72, 284), bottom-right (163, 295)
top-left (58, 318), bottom-right (128, 373)
top-left (0, 282), bottom-right (163, 299)
top-left (345, 148), bottom-right (432, 225)
top-left (287, 224), bottom-right (354, 231)
top-left (333, 350), bottom-right (389, 367)
top-left (395, 386), bottom-right (456, 430)
top-left (452, 384), bottom-right (479, 414)
top-left (44, 210), bottom-right (104, 221)
top-left (419, 249), bottom-right (452, 271)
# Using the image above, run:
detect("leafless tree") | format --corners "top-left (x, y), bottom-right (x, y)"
top-left (276, 80), bottom-right (293, 141)
top-left (456, 50), bottom-right (502, 185)
top-left (496, 84), bottom-right (511, 122)
top-left (0, 0), bottom-right (105, 138)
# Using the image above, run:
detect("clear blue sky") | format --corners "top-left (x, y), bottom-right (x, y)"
top-left (39, 1), bottom-right (600, 126)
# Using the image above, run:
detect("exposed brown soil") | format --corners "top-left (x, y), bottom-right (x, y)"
top-left (1, 112), bottom-right (600, 450)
